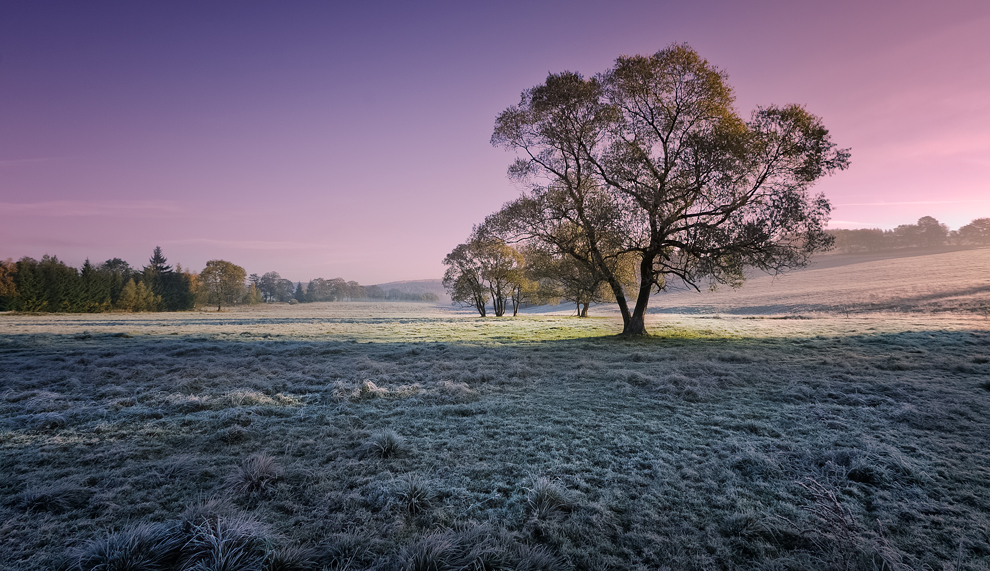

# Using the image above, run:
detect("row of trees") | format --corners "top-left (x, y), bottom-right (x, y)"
top-left (0, 253), bottom-right (439, 313)
top-left (829, 217), bottom-right (990, 253)
top-left (244, 272), bottom-right (439, 305)
top-left (0, 247), bottom-right (195, 313)
top-left (445, 44), bottom-right (850, 334)
top-left (442, 229), bottom-right (636, 318)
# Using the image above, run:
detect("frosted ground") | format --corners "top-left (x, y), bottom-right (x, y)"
top-left (1, 249), bottom-right (988, 570)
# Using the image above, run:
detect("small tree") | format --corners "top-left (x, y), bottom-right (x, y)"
top-left (116, 279), bottom-right (139, 311)
top-left (443, 242), bottom-right (488, 316)
top-left (200, 260), bottom-right (246, 311)
top-left (259, 271), bottom-right (281, 303)
top-left (443, 231), bottom-right (528, 317)
top-left (244, 283), bottom-right (262, 305)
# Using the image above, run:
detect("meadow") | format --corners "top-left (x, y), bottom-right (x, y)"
top-left (1, 249), bottom-right (989, 570)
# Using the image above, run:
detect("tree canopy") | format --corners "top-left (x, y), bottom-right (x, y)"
top-left (490, 44), bottom-right (850, 334)
top-left (199, 260), bottom-right (247, 312)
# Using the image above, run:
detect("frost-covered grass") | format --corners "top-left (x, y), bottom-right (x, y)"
top-left (2, 250), bottom-right (990, 570)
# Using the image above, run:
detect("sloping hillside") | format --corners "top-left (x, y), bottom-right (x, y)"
top-left (530, 248), bottom-right (990, 317)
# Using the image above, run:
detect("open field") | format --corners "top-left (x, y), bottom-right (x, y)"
top-left (2, 249), bottom-right (990, 570)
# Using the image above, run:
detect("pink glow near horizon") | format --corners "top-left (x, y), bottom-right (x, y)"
top-left (1, 1), bottom-right (988, 284)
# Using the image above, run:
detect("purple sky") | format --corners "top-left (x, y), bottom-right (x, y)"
top-left (2, 1), bottom-right (988, 284)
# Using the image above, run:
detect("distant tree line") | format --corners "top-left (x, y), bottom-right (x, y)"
top-left (246, 272), bottom-right (438, 304)
top-left (828, 216), bottom-right (990, 254)
top-left (0, 247), bottom-right (194, 313)
top-left (0, 248), bottom-right (440, 313)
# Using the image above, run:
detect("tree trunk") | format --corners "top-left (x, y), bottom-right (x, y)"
top-left (621, 256), bottom-right (655, 335)
top-left (580, 303), bottom-right (588, 317)
top-left (474, 294), bottom-right (486, 317)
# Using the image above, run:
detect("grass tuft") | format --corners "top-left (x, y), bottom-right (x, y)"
top-left (224, 454), bottom-right (283, 500)
top-left (395, 474), bottom-right (434, 516)
top-left (514, 543), bottom-right (569, 571)
top-left (263, 544), bottom-right (323, 571)
top-left (20, 483), bottom-right (91, 514)
top-left (179, 513), bottom-right (272, 571)
top-left (525, 477), bottom-right (572, 521)
top-left (365, 429), bottom-right (405, 459)
top-left (73, 522), bottom-right (183, 571)
top-left (394, 531), bottom-right (463, 571)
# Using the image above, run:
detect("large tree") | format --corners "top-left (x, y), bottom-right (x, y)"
top-left (199, 260), bottom-right (246, 311)
top-left (492, 44), bottom-right (849, 334)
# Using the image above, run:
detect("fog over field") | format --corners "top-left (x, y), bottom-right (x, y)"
top-left (1, 249), bottom-right (989, 570)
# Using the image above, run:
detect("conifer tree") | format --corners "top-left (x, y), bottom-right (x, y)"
top-left (134, 281), bottom-right (161, 311)
top-left (80, 259), bottom-right (112, 312)
top-left (117, 279), bottom-right (138, 311)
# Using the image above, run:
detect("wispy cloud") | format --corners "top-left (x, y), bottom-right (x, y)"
top-left (0, 157), bottom-right (57, 168)
top-left (0, 200), bottom-right (184, 217)
top-left (161, 238), bottom-right (336, 251)
top-left (835, 200), bottom-right (990, 206)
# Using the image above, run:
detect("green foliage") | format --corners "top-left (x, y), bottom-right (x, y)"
top-left (116, 279), bottom-right (160, 311)
top-left (200, 260), bottom-right (247, 311)
top-left (0, 250), bottom-right (195, 313)
top-left (443, 231), bottom-right (528, 317)
top-left (143, 248), bottom-right (194, 311)
top-left (244, 283), bottom-right (263, 305)
top-left (9, 256), bottom-right (82, 312)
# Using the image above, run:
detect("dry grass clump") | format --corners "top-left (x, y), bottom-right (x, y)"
top-left (429, 380), bottom-right (478, 404)
top-left (263, 544), bottom-right (324, 571)
top-left (358, 380), bottom-right (390, 400)
top-left (73, 521), bottom-right (183, 571)
top-left (224, 454), bottom-right (283, 501)
top-left (525, 477), bottom-right (573, 521)
top-left (20, 482), bottom-right (92, 514)
top-left (392, 524), bottom-right (567, 571)
top-left (396, 474), bottom-right (434, 516)
top-left (364, 428), bottom-right (405, 459)
top-left (180, 512), bottom-right (272, 570)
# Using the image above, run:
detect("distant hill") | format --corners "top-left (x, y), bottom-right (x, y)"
top-left (372, 279), bottom-right (449, 303)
